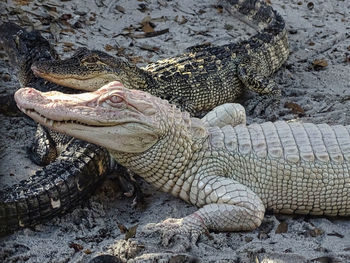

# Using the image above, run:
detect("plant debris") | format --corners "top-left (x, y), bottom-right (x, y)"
top-left (175, 15), bottom-right (188, 25)
top-left (69, 242), bottom-right (84, 252)
top-left (275, 221), bottom-right (288, 234)
top-left (115, 5), bottom-right (125, 14)
top-left (309, 228), bottom-right (324, 237)
top-left (141, 16), bottom-right (155, 33)
top-left (327, 231), bottom-right (344, 238)
top-left (312, 58), bottom-right (328, 70)
top-left (284, 102), bottom-right (305, 115)
top-left (117, 222), bottom-right (138, 240)
top-left (133, 28), bottom-right (169, 39)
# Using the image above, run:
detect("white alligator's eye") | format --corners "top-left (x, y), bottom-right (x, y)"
top-left (110, 95), bottom-right (123, 103)
top-left (103, 95), bottom-right (125, 108)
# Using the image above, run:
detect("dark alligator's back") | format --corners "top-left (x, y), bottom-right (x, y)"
top-left (0, 23), bottom-right (112, 234)
top-left (142, 0), bottom-right (289, 113)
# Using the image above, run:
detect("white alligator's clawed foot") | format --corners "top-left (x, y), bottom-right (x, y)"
top-left (144, 215), bottom-right (208, 250)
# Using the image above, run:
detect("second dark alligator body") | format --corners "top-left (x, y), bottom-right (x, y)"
top-left (0, 23), bottom-right (113, 234)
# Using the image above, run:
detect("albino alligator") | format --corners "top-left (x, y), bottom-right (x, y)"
top-left (15, 81), bottom-right (350, 244)
top-left (31, 0), bottom-right (289, 116)
top-left (0, 23), bottom-right (114, 234)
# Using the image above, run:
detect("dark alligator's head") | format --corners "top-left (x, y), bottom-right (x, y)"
top-left (31, 47), bottom-right (142, 91)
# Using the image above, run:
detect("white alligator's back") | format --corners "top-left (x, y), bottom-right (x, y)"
top-left (211, 121), bottom-right (350, 216)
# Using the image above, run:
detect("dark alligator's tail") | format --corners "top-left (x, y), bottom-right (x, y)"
top-left (0, 22), bottom-right (59, 88)
top-left (0, 23), bottom-right (113, 234)
top-left (0, 140), bottom-right (112, 234)
top-left (225, 0), bottom-right (289, 73)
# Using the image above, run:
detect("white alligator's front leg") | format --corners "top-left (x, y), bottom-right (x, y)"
top-left (201, 103), bottom-right (246, 128)
top-left (145, 173), bottom-right (265, 246)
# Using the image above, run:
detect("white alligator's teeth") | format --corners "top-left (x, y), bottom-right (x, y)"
top-left (48, 119), bottom-right (54, 126)
top-left (43, 117), bottom-right (48, 124)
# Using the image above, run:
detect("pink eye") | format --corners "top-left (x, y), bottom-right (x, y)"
top-left (110, 95), bottom-right (123, 103)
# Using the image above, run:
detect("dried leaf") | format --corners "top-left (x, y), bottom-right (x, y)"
top-left (115, 5), bottom-right (125, 13)
top-left (104, 44), bottom-right (114, 51)
top-left (72, 21), bottom-right (83, 29)
top-left (175, 15), bottom-right (188, 25)
top-left (116, 47), bottom-right (126, 56)
top-left (69, 242), bottom-right (83, 252)
top-left (13, 0), bottom-right (31, 6)
top-left (95, 0), bottom-right (107, 8)
top-left (63, 42), bottom-right (74, 47)
top-left (117, 223), bottom-right (128, 234)
top-left (42, 4), bottom-right (57, 12)
top-left (275, 221), bottom-right (288, 234)
top-left (60, 14), bottom-right (72, 21)
top-left (284, 102), bottom-right (305, 115)
top-left (224, 24), bottom-right (233, 30)
top-left (309, 228), bottom-right (324, 237)
top-left (129, 56), bottom-right (143, 64)
top-left (61, 28), bottom-right (75, 34)
top-left (245, 236), bottom-right (253, 242)
top-left (137, 44), bottom-right (159, 52)
top-left (141, 16), bottom-right (155, 33)
top-left (142, 23), bottom-right (154, 33)
top-left (83, 249), bottom-right (92, 254)
top-left (133, 28), bottom-right (169, 39)
top-left (307, 2), bottom-right (314, 10)
top-left (157, 0), bottom-right (167, 7)
top-left (213, 5), bottom-right (223, 13)
top-left (311, 256), bottom-right (342, 263)
top-left (138, 3), bottom-right (148, 12)
top-left (125, 224), bottom-right (138, 240)
top-left (49, 22), bottom-right (61, 40)
top-left (327, 231), bottom-right (344, 238)
top-left (347, 46), bottom-right (350, 51)
top-left (312, 59), bottom-right (328, 69)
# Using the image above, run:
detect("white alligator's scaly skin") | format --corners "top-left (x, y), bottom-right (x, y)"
top-left (111, 103), bottom-right (350, 232)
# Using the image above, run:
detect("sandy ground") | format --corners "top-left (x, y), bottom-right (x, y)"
top-left (0, 0), bottom-right (350, 262)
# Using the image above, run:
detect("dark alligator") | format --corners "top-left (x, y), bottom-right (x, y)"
top-left (31, 0), bottom-right (289, 117)
top-left (0, 23), bottom-right (114, 234)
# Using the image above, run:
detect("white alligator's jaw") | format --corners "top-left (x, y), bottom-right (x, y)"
top-left (63, 123), bottom-right (159, 153)
top-left (22, 109), bottom-right (158, 153)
